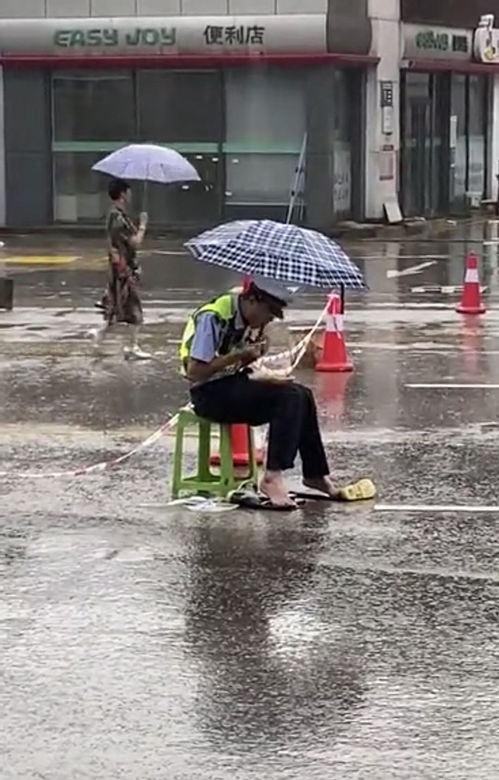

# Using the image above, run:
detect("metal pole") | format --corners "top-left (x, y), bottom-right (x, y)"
top-left (286, 132), bottom-right (307, 225)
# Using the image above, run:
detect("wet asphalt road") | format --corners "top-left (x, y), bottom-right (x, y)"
top-left (2, 221), bottom-right (499, 778)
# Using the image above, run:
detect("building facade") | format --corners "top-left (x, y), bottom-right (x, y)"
top-left (0, 0), bottom-right (377, 230)
top-left (399, 0), bottom-right (499, 217)
top-left (1, 0), bottom-right (499, 228)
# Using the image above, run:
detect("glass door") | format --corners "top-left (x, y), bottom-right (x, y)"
top-left (401, 72), bottom-right (431, 216)
top-left (52, 69), bottom-right (224, 226)
top-left (401, 71), bottom-right (450, 217)
top-left (136, 70), bottom-right (224, 226)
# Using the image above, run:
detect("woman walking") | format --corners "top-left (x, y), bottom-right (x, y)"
top-left (91, 178), bottom-right (149, 359)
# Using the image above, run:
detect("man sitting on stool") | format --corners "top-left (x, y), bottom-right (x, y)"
top-left (180, 277), bottom-right (339, 509)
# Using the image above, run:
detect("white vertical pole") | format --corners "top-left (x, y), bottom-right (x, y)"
top-left (286, 132), bottom-right (307, 225)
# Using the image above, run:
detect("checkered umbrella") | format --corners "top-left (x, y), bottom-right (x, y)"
top-left (185, 220), bottom-right (366, 290)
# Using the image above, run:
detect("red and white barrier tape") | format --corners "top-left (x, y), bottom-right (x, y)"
top-left (254, 303), bottom-right (327, 374)
top-left (0, 414), bottom-right (178, 479)
top-left (0, 308), bottom-right (327, 480)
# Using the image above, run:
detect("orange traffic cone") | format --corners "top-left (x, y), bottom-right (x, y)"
top-left (210, 425), bottom-right (264, 467)
top-left (315, 292), bottom-right (353, 372)
top-left (456, 253), bottom-right (486, 314)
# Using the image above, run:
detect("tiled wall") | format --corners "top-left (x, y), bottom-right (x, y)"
top-left (0, 0), bottom-right (328, 17)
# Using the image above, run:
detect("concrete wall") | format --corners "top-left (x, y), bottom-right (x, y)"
top-left (0, 0), bottom-right (327, 16)
top-left (365, 0), bottom-right (400, 220)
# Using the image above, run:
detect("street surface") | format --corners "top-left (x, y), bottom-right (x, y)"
top-left (2, 220), bottom-right (499, 779)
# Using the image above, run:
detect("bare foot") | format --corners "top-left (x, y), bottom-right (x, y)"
top-left (260, 472), bottom-right (297, 508)
top-left (303, 476), bottom-right (341, 499)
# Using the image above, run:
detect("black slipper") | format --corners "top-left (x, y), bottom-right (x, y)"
top-left (259, 498), bottom-right (302, 512)
top-left (229, 491), bottom-right (303, 511)
top-left (292, 491), bottom-right (337, 502)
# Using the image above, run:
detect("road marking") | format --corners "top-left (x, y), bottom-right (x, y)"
top-left (360, 254), bottom-right (448, 260)
top-left (411, 284), bottom-right (487, 294)
top-left (140, 502), bottom-right (499, 515)
top-left (376, 504), bottom-right (499, 513)
top-left (150, 249), bottom-right (186, 256)
top-left (387, 261), bottom-right (436, 279)
top-left (4, 255), bottom-right (79, 265)
top-left (406, 383), bottom-right (499, 389)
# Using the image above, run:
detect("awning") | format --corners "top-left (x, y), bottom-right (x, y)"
top-left (402, 57), bottom-right (499, 75)
top-left (0, 52), bottom-right (380, 68)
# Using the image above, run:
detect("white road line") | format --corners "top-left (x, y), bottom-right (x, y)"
top-left (360, 255), bottom-right (448, 260)
top-left (150, 249), bottom-right (186, 256)
top-left (140, 502), bottom-right (499, 514)
top-left (376, 504), bottom-right (499, 513)
top-left (387, 261), bottom-right (436, 279)
top-left (406, 383), bottom-right (499, 389)
top-left (411, 285), bottom-right (487, 294)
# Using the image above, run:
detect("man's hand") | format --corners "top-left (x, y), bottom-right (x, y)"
top-left (139, 212), bottom-right (149, 231)
top-left (238, 343), bottom-right (265, 366)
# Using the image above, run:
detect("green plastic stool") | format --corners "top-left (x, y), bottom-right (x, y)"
top-left (172, 406), bottom-right (259, 499)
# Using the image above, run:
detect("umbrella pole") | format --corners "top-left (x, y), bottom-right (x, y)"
top-left (340, 283), bottom-right (345, 315)
top-left (142, 180), bottom-right (148, 212)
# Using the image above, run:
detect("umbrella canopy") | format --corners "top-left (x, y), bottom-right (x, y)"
top-left (185, 219), bottom-right (365, 290)
top-left (92, 143), bottom-right (201, 184)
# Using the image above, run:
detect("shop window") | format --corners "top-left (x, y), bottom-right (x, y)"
top-left (451, 74), bottom-right (467, 205)
top-left (468, 76), bottom-right (487, 198)
top-left (137, 70), bottom-right (222, 144)
top-left (450, 73), bottom-right (488, 209)
top-left (332, 69), bottom-right (354, 218)
top-left (51, 69), bottom-right (222, 224)
top-left (224, 68), bottom-right (306, 205)
top-left (52, 71), bottom-right (133, 221)
top-left (402, 71), bottom-right (489, 217)
top-left (53, 70), bottom-right (134, 143)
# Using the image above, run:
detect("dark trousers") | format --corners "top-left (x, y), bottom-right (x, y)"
top-left (190, 374), bottom-right (329, 478)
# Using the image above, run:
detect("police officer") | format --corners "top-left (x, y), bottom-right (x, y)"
top-left (180, 277), bottom-right (338, 509)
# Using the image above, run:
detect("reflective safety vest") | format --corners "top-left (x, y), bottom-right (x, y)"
top-left (179, 293), bottom-right (256, 376)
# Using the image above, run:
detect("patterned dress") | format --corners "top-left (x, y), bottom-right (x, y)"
top-left (101, 205), bottom-right (143, 326)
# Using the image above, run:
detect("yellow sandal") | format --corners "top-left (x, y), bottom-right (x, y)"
top-left (337, 478), bottom-right (377, 502)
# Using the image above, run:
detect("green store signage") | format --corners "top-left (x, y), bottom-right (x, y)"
top-left (403, 24), bottom-right (472, 61)
top-left (415, 29), bottom-right (469, 53)
top-left (54, 26), bottom-right (177, 48)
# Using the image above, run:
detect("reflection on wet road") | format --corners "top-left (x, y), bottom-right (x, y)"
top-left (2, 221), bottom-right (499, 778)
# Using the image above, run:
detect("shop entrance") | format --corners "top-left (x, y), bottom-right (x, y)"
top-left (400, 72), bottom-right (447, 217)
top-left (401, 70), bottom-right (489, 218)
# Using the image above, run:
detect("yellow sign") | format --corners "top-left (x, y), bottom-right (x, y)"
top-left (3, 255), bottom-right (80, 265)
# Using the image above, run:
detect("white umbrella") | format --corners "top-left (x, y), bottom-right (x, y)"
top-left (92, 143), bottom-right (201, 184)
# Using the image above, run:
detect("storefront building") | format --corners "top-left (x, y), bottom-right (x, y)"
top-left (399, 1), bottom-right (499, 218)
top-left (0, 1), bottom-right (376, 230)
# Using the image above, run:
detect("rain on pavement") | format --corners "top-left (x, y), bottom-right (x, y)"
top-left (2, 220), bottom-right (499, 779)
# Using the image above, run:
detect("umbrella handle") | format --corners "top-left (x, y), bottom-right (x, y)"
top-left (142, 180), bottom-right (149, 212)
top-left (340, 283), bottom-right (345, 314)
